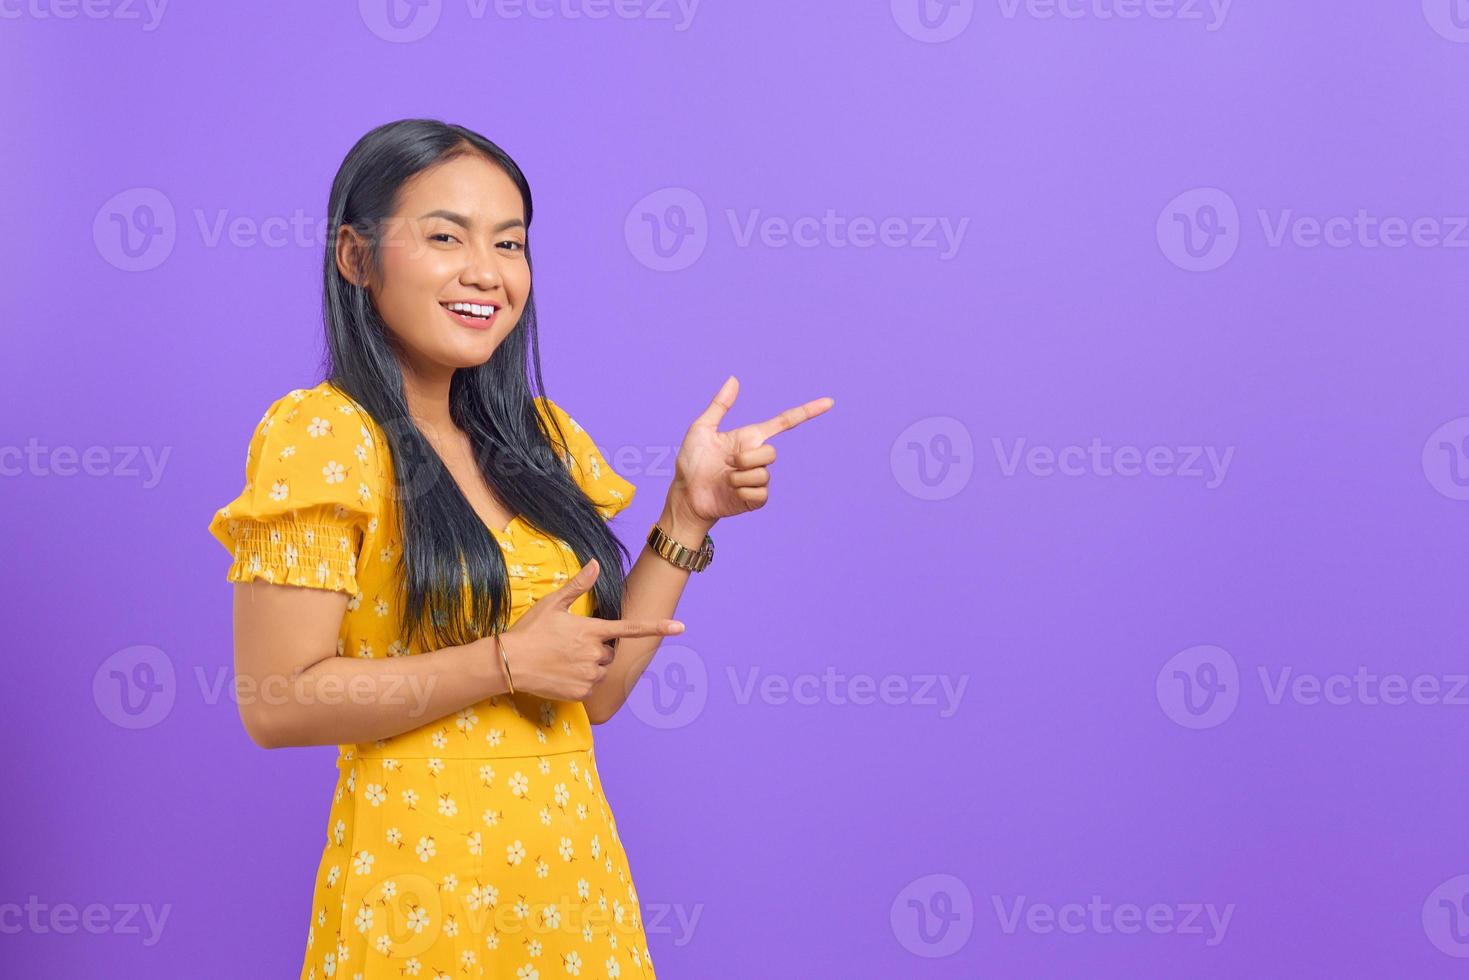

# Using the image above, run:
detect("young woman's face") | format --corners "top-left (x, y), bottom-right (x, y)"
top-left (358, 153), bottom-right (530, 375)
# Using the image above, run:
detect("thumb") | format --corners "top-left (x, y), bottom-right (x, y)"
top-left (693, 374), bottom-right (739, 428)
top-left (552, 557), bottom-right (601, 607)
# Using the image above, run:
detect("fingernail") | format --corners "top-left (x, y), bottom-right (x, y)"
top-left (671, 622), bottom-right (686, 633)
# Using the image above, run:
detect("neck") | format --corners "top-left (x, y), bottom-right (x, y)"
top-left (400, 358), bottom-right (457, 437)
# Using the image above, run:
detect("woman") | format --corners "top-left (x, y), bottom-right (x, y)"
top-left (207, 118), bottom-right (833, 979)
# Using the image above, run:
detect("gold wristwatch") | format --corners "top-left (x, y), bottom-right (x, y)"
top-left (647, 523), bottom-right (715, 572)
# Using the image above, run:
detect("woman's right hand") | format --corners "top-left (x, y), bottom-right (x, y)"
top-left (494, 558), bottom-right (684, 702)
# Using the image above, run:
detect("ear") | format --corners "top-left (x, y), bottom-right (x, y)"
top-left (335, 221), bottom-right (371, 287)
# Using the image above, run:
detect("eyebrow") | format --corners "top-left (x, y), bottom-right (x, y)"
top-left (417, 209), bottom-right (525, 233)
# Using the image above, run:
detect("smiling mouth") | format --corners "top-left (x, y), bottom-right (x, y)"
top-left (441, 301), bottom-right (498, 321)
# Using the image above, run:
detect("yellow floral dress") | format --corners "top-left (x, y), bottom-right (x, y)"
top-left (207, 381), bottom-right (653, 980)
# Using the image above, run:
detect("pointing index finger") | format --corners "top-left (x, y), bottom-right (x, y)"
top-left (593, 618), bottom-right (687, 640)
top-left (754, 396), bottom-right (835, 442)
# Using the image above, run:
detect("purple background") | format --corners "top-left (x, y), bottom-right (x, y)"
top-left (5, 1), bottom-right (1469, 976)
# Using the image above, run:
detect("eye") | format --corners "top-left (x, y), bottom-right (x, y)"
top-left (430, 233), bottom-right (459, 244)
top-left (499, 240), bottom-right (525, 252)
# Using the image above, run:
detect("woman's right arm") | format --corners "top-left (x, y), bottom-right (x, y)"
top-left (232, 578), bottom-right (510, 749)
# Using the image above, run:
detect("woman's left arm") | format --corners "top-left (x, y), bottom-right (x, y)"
top-left (583, 376), bottom-right (834, 725)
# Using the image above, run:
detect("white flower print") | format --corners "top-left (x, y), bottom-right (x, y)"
top-left (325, 865), bottom-right (340, 887)
top-left (416, 836), bottom-right (437, 862)
top-left (486, 728), bottom-right (504, 748)
top-left (352, 850), bottom-right (374, 875)
top-left (509, 772), bottom-right (529, 798)
top-left (322, 461), bottom-right (346, 484)
top-left (563, 950), bottom-right (583, 975)
top-left (553, 783), bottom-right (569, 808)
top-left (402, 789), bottom-right (419, 809)
top-left (478, 764), bottom-right (495, 786)
top-left (430, 730), bottom-right (448, 750)
top-left (577, 878), bottom-right (590, 900)
top-left (373, 934), bottom-right (392, 954)
top-left (466, 831), bottom-right (482, 856)
top-left (558, 837), bottom-right (574, 861)
top-left (539, 806), bottom-right (552, 827)
top-left (353, 905), bottom-right (373, 934)
top-left (535, 857), bottom-right (549, 879)
top-left (456, 707), bottom-right (479, 733)
top-left (386, 827), bottom-right (402, 847)
top-left (427, 758), bottom-right (444, 777)
top-left (270, 479), bottom-right (290, 501)
top-left (280, 445), bottom-right (297, 459)
top-left (442, 873), bottom-right (458, 892)
top-left (308, 416), bottom-right (332, 438)
top-left (516, 965), bottom-right (539, 980)
top-left (537, 757), bottom-right (551, 776)
top-left (405, 905), bottom-right (430, 933)
top-left (506, 840), bottom-right (526, 865)
top-left (364, 784), bottom-right (385, 806)
top-left (605, 955), bottom-right (620, 978)
top-left (437, 794), bottom-right (458, 818)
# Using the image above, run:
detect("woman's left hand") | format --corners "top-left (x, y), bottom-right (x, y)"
top-left (667, 375), bottom-right (835, 526)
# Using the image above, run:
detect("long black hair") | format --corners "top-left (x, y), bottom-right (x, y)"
top-left (315, 118), bottom-right (632, 653)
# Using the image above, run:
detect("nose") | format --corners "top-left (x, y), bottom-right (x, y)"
top-left (459, 240), bottom-right (503, 293)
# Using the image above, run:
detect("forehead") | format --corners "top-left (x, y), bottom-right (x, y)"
top-left (393, 153), bottom-right (524, 222)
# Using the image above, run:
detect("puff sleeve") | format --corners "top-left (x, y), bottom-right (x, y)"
top-left (207, 385), bottom-right (382, 594)
top-left (536, 396), bottom-right (637, 520)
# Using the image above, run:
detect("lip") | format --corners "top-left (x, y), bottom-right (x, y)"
top-left (440, 302), bottom-right (500, 331)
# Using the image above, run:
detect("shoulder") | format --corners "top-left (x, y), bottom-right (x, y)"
top-left (241, 381), bottom-right (386, 493)
top-left (255, 382), bottom-right (379, 442)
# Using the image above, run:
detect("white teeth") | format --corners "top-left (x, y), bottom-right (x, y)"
top-left (446, 302), bottom-right (495, 318)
